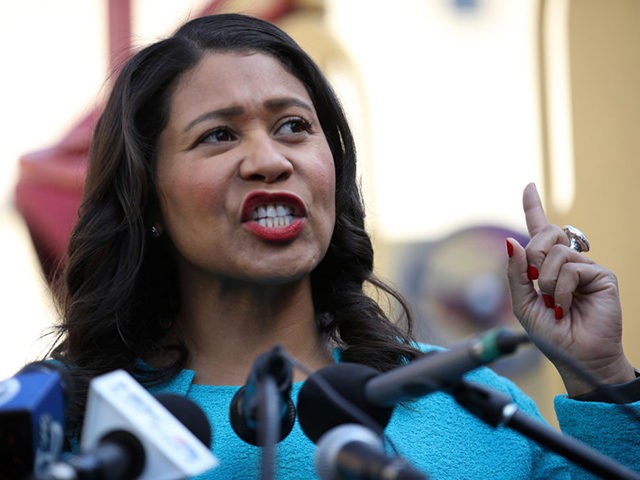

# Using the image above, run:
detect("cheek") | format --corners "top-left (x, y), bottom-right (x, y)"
top-left (322, 160), bottom-right (337, 216)
top-left (323, 172), bottom-right (337, 216)
top-left (313, 153), bottom-right (337, 239)
top-left (157, 167), bottom-right (225, 223)
top-left (313, 147), bottom-right (337, 206)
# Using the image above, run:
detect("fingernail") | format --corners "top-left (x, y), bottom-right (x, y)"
top-left (527, 265), bottom-right (539, 280)
top-left (554, 304), bottom-right (564, 320)
top-left (542, 294), bottom-right (554, 308)
top-left (506, 239), bottom-right (514, 258)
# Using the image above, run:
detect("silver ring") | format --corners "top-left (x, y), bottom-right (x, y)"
top-left (562, 225), bottom-right (590, 253)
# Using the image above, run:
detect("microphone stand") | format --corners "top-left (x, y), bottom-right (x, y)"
top-left (251, 346), bottom-right (295, 480)
top-left (448, 380), bottom-right (640, 480)
top-left (257, 376), bottom-right (279, 480)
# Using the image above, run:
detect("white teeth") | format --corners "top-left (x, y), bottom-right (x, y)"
top-left (253, 203), bottom-right (295, 227)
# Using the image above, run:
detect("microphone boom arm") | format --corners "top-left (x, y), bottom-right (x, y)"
top-left (365, 328), bottom-right (528, 407)
top-left (449, 380), bottom-right (640, 480)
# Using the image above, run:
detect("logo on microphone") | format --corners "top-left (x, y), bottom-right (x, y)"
top-left (34, 413), bottom-right (64, 474)
top-left (98, 374), bottom-right (214, 465)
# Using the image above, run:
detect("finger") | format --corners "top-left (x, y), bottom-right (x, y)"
top-left (506, 237), bottom-right (537, 313)
top-left (536, 242), bottom-right (593, 295)
top-left (553, 263), bottom-right (616, 319)
top-left (522, 182), bottom-right (549, 237)
top-left (524, 224), bottom-right (570, 281)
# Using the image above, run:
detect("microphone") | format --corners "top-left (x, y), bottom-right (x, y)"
top-left (38, 369), bottom-right (217, 480)
top-left (315, 424), bottom-right (428, 480)
top-left (298, 327), bottom-right (528, 442)
top-left (449, 380), bottom-right (640, 480)
top-left (366, 327), bottom-right (529, 406)
top-left (229, 345), bottom-right (296, 446)
top-left (153, 393), bottom-right (212, 451)
top-left (0, 361), bottom-right (73, 478)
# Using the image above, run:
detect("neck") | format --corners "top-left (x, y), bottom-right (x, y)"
top-left (173, 276), bottom-right (334, 386)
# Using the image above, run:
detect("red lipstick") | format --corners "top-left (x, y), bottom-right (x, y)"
top-left (241, 191), bottom-right (306, 242)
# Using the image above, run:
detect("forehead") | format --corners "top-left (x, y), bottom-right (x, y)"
top-left (167, 52), bottom-right (313, 119)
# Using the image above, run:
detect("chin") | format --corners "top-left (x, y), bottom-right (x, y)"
top-left (243, 266), bottom-right (313, 287)
top-left (257, 272), bottom-right (310, 286)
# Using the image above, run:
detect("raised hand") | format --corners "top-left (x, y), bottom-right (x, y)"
top-left (506, 183), bottom-right (635, 396)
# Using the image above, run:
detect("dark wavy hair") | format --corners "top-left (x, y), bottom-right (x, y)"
top-left (50, 13), bottom-right (421, 437)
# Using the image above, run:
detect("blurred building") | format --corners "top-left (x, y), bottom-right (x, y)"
top-left (2, 0), bottom-right (639, 425)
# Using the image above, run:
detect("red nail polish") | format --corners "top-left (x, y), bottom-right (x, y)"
top-left (527, 265), bottom-right (539, 280)
top-left (554, 305), bottom-right (564, 320)
top-left (506, 239), bottom-right (514, 258)
top-left (542, 294), bottom-right (554, 308)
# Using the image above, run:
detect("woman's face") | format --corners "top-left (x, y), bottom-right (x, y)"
top-left (155, 52), bottom-right (336, 286)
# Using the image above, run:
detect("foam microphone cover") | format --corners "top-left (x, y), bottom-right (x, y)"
top-left (229, 388), bottom-right (296, 446)
top-left (154, 394), bottom-right (212, 448)
top-left (297, 363), bottom-right (394, 443)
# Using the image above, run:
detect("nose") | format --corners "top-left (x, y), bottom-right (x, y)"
top-left (239, 134), bottom-right (293, 183)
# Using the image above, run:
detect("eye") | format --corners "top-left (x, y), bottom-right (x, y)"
top-left (197, 127), bottom-right (237, 145)
top-left (277, 117), bottom-right (312, 136)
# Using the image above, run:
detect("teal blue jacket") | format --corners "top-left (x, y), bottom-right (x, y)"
top-left (147, 347), bottom-right (640, 479)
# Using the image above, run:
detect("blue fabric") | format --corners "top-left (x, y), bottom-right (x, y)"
top-left (146, 347), bottom-right (640, 479)
top-left (555, 395), bottom-right (640, 479)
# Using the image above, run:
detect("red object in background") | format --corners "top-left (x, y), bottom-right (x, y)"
top-left (14, 109), bottom-right (99, 281)
top-left (14, 0), bottom-right (296, 282)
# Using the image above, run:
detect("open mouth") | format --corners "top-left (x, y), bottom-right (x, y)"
top-left (241, 191), bottom-right (307, 242)
top-left (242, 191), bottom-right (306, 225)
top-left (252, 204), bottom-right (295, 228)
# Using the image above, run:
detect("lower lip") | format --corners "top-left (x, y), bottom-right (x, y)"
top-left (243, 218), bottom-right (305, 242)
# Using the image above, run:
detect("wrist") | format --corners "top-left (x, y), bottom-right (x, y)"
top-left (571, 369), bottom-right (640, 403)
top-left (559, 355), bottom-right (635, 397)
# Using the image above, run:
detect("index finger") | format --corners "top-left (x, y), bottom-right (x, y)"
top-left (523, 182), bottom-right (549, 237)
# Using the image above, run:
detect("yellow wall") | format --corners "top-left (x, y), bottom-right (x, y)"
top-left (540, 0), bottom-right (640, 400)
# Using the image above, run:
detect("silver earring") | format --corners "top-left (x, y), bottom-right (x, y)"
top-left (150, 225), bottom-right (161, 239)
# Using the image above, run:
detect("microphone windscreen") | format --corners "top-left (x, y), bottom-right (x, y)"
top-left (154, 394), bottom-right (212, 448)
top-left (229, 386), bottom-right (296, 446)
top-left (297, 363), bottom-right (393, 443)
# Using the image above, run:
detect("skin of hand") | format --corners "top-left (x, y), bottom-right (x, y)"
top-left (506, 183), bottom-right (636, 397)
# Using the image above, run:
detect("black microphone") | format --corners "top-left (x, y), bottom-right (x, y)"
top-left (315, 424), bottom-right (428, 480)
top-left (365, 328), bottom-right (528, 406)
top-left (298, 327), bottom-right (527, 442)
top-left (154, 394), bottom-right (212, 450)
top-left (229, 345), bottom-right (296, 446)
top-left (0, 361), bottom-right (73, 478)
top-left (37, 370), bottom-right (217, 480)
top-left (40, 430), bottom-right (145, 480)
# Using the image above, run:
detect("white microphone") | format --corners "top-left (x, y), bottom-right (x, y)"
top-left (315, 424), bottom-right (428, 480)
top-left (42, 369), bottom-right (218, 480)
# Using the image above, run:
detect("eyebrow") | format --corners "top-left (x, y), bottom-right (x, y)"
top-left (183, 97), bottom-right (314, 133)
top-left (264, 97), bottom-right (313, 113)
top-left (184, 106), bottom-right (244, 133)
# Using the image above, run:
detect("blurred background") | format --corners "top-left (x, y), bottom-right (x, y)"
top-left (0, 0), bottom-right (638, 425)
